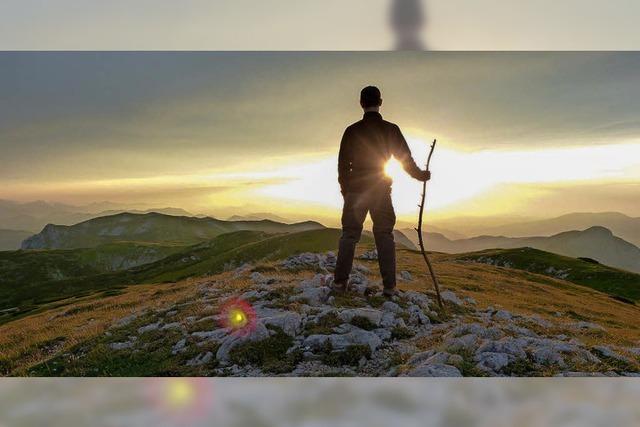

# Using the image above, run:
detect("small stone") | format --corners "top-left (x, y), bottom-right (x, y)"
top-left (444, 334), bottom-right (478, 353)
top-left (109, 341), bottom-right (134, 351)
top-left (115, 313), bottom-right (138, 327)
top-left (192, 329), bottom-right (229, 341)
top-left (425, 352), bottom-right (452, 365)
top-left (463, 297), bottom-right (477, 305)
top-left (359, 249), bottom-right (378, 261)
top-left (261, 311), bottom-right (302, 337)
top-left (403, 291), bottom-right (432, 309)
top-left (137, 322), bottom-right (161, 334)
top-left (399, 271), bottom-right (412, 281)
top-left (448, 354), bottom-right (464, 366)
top-left (172, 338), bottom-right (187, 355)
top-left (592, 345), bottom-right (632, 364)
top-left (216, 322), bottom-right (271, 363)
top-left (304, 327), bottom-right (383, 352)
top-left (380, 311), bottom-right (396, 328)
top-left (161, 322), bottom-right (182, 331)
top-left (532, 347), bottom-right (565, 367)
top-left (572, 321), bottom-right (605, 332)
top-left (407, 304), bottom-right (430, 326)
top-left (475, 352), bottom-right (511, 372)
top-left (406, 364), bottom-right (462, 377)
top-left (339, 308), bottom-right (383, 326)
top-left (250, 272), bottom-right (267, 284)
top-left (441, 291), bottom-right (463, 306)
top-left (381, 301), bottom-right (402, 313)
top-left (408, 350), bottom-right (436, 366)
top-left (374, 328), bottom-right (392, 341)
top-left (187, 351), bottom-right (213, 366)
top-left (493, 310), bottom-right (513, 321)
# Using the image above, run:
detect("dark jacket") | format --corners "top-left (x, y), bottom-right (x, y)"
top-left (338, 111), bottom-right (423, 193)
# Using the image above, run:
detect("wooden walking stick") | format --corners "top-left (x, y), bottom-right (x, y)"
top-left (416, 139), bottom-right (445, 310)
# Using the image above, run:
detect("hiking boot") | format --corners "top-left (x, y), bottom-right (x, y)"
top-left (330, 279), bottom-right (348, 294)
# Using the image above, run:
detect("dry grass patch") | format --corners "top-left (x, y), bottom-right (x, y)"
top-left (0, 279), bottom-right (198, 375)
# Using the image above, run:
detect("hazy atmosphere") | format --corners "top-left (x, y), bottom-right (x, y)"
top-left (2, 52), bottom-right (639, 225)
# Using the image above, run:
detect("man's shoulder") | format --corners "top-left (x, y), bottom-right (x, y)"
top-left (345, 118), bottom-right (399, 129)
top-left (381, 119), bottom-right (400, 130)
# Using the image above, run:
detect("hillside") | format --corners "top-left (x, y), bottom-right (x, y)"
top-left (2, 242), bottom-right (639, 377)
top-left (480, 212), bottom-right (640, 247)
top-left (0, 241), bottom-right (183, 287)
top-left (21, 212), bottom-right (325, 250)
top-left (1, 229), bottom-right (361, 323)
top-left (455, 248), bottom-right (640, 303)
top-left (418, 227), bottom-right (640, 274)
top-left (0, 229), bottom-right (33, 251)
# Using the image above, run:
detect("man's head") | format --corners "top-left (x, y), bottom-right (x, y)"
top-left (360, 86), bottom-right (383, 111)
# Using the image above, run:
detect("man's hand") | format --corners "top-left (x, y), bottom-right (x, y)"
top-left (419, 170), bottom-right (431, 182)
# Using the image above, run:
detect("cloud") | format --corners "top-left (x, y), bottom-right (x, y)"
top-left (1, 52), bottom-right (639, 218)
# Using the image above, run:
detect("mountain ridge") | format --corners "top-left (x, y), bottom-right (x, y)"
top-left (414, 226), bottom-right (640, 273)
top-left (21, 212), bottom-right (326, 250)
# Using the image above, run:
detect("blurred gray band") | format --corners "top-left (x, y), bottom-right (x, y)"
top-left (1, 378), bottom-right (639, 426)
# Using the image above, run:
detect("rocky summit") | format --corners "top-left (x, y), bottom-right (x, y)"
top-left (29, 251), bottom-right (640, 377)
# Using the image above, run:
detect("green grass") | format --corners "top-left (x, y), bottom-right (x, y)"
top-left (350, 316), bottom-right (377, 331)
top-left (1, 228), bottom-right (347, 324)
top-left (0, 242), bottom-right (182, 308)
top-left (391, 326), bottom-right (415, 340)
top-left (304, 312), bottom-right (342, 336)
top-left (229, 326), bottom-right (301, 374)
top-left (457, 247), bottom-right (640, 302)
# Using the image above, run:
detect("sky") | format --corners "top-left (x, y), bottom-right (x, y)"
top-left (1, 0), bottom-right (640, 50)
top-left (1, 52), bottom-right (640, 224)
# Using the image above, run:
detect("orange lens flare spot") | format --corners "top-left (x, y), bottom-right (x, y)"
top-left (220, 298), bottom-right (257, 336)
top-left (228, 308), bottom-right (248, 328)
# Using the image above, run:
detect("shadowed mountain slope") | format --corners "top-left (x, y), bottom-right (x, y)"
top-left (21, 212), bottom-right (325, 250)
top-left (420, 227), bottom-right (640, 274)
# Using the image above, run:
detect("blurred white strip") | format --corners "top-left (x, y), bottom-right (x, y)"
top-left (1, 378), bottom-right (639, 426)
top-left (1, 0), bottom-right (639, 50)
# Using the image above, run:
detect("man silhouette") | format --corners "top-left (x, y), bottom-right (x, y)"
top-left (334, 86), bottom-right (431, 298)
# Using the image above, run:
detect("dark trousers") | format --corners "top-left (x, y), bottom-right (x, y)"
top-left (334, 186), bottom-right (397, 290)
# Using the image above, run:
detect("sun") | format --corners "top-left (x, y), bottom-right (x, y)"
top-left (384, 157), bottom-right (404, 180)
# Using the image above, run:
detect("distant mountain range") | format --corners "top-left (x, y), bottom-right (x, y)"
top-left (415, 226), bottom-right (640, 273)
top-left (21, 212), bottom-right (326, 250)
top-left (0, 199), bottom-right (194, 234)
top-left (432, 212), bottom-right (640, 247)
top-left (227, 213), bottom-right (293, 223)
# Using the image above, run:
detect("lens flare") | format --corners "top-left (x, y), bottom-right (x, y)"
top-left (166, 379), bottom-right (196, 410)
top-left (144, 378), bottom-right (214, 423)
top-left (220, 298), bottom-right (256, 336)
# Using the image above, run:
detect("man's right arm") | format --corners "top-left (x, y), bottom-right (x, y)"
top-left (338, 128), bottom-right (352, 193)
top-left (391, 124), bottom-right (430, 181)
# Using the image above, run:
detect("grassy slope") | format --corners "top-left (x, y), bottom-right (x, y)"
top-left (2, 243), bottom-right (640, 376)
top-left (0, 242), bottom-right (183, 282)
top-left (455, 247), bottom-right (640, 303)
top-left (0, 228), bottom-right (357, 322)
